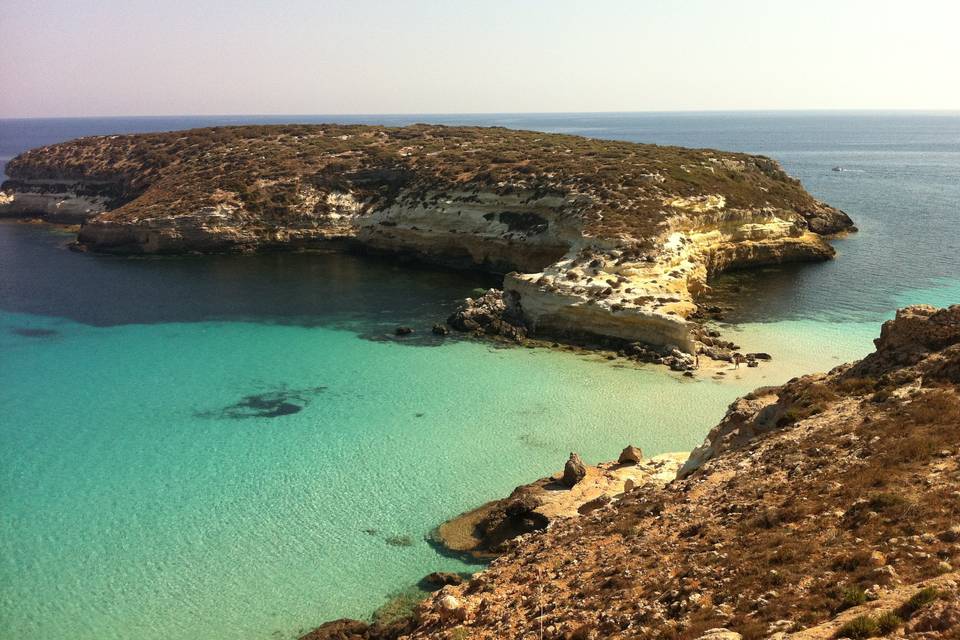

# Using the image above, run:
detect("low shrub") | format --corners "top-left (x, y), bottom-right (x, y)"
top-left (835, 376), bottom-right (877, 395)
top-left (836, 615), bottom-right (878, 639)
top-left (876, 611), bottom-right (902, 633)
top-left (838, 586), bottom-right (868, 611)
top-left (899, 586), bottom-right (940, 618)
top-left (868, 493), bottom-right (907, 511)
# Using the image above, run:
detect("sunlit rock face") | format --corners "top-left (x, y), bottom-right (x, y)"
top-left (0, 179), bottom-right (120, 223)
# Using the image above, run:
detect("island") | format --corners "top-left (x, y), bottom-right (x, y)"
top-left (0, 124), bottom-right (853, 356)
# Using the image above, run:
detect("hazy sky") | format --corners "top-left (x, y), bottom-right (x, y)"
top-left (2, 0), bottom-right (958, 117)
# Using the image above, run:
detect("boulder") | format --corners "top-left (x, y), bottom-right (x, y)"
top-left (395, 326), bottom-right (414, 336)
top-left (618, 445), bottom-right (644, 464)
top-left (852, 305), bottom-right (960, 375)
top-left (421, 572), bottom-right (464, 590)
top-left (446, 289), bottom-right (527, 342)
top-left (695, 629), bottom-right (742, 640)
top-left (431, 324), bottom-right (449, 336)
top-left (562, 452), bottom-right (587, 487)
top-left (297, 619), bottom-right (369, 640)
top-left (436, 594), bottom-right (466, 622)
top-left (702, 346), bottom-right (734, 362)
top-left (871, 564), bottom-right (898, 583)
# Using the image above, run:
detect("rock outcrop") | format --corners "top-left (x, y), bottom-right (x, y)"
top-left (445, 288), bottom-right (527, 342)
top-left (561, 452), bottom-right (587, 487)
top-left (681, 304), bottom-right (960, 478)
top-left (853, 304), bottom-right (960, 376)
top-left (618, 444), bottom-right (644, 464)
top-left (433, 452), bottom-right (686, 559)
top-left (1, 124), bottom-right (854, 352)
top-left (304, 306), bottom-right (960, 639)
top-left (0, 178), bottom-right (122, 223)
top-left (420, 572), bottom-right (465, 590)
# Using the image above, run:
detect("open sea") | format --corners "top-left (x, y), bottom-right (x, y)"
top-left (1, 112), bottom-right (958, 639)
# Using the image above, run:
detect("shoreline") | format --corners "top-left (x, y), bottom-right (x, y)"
top-left (0, 123), bottom-right (854, 362)
top-left (431, 450), bottom-right (689, 561)
top-left (4, 216), bottom-right (788, 379)
top-left (300, 304), bottom-right (960, 640)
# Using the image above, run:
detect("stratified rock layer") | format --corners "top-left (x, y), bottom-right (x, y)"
top-left (1, 124), bottom-right (854, 351)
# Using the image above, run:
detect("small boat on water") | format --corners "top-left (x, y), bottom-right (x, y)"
top-left (832, 166), bottom-right (845, 172)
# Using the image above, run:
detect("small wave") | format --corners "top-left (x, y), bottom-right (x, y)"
top-left (830, 167), bottom-right (866, 173)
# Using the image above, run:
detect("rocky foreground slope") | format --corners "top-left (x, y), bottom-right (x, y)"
top-left (1, 124), bottom-right (853, 353)
top-left (306, 305), bottom-right (960, 640)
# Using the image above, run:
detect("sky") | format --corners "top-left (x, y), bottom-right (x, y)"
top-left (1, 0), bottom-right (958, 118)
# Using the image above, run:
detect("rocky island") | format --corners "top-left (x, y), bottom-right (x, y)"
top-left (0, 124), bottom-right (853, 356)
top-left (304, 305), bottom-right (960, 640)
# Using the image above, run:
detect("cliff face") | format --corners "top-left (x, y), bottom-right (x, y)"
top-left (306, 305), bottom-right (960, 640)
top-left (0, 178), bottom-right (122, 223)
top-left (356, 189), bottom-right (579, 273)
top-left (0, 124), bottom-right (853, 350)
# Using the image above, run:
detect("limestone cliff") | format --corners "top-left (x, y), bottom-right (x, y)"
top-left (1, 124), bottom-right (853, 351)
top-left (0, 177), bottom-right (121, 223)
top-left (302, 305), bottom-right (960, 640)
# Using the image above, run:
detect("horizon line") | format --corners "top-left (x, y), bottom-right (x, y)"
top-left (2, 108), bottom-right (960, 121)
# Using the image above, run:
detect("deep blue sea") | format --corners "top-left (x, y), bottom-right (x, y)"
top-left (1, 112), bottom-right (958, 639)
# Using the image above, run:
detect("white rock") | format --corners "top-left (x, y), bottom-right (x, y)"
top-left (695, 629), bottom-right (742, 640)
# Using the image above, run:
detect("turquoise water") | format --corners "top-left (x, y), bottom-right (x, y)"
top-left (2, 113), bottom-right (959, 639)
top-left (1, 301), bottom-right (777, 639)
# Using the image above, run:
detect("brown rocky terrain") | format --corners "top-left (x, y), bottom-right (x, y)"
top-left (1, 124), bottom-right (853, 353)
top-left (434, 451), bottom-right (687, 561)
top-left (301, 305), bottom-right (960, 640)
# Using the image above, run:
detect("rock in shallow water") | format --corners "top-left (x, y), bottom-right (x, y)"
top-left (196, 386), bottom-right (327, 420)
top-left (384, 534), bottom-right (414, 547)
top-left (11, 327), bottom-right (59, 338)
top-left (446, 288), bottom-right (527, 342)
top-left (297, 619), bottom-right (369, 640)
top-left (420, 572), bottom-right (464, 590)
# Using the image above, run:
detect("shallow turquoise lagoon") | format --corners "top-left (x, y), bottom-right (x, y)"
top-left (8, 286), bottom-right (954, 638)
top-left (1, 307), bottom-right (813, 640)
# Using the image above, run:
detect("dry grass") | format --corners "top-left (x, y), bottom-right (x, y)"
top-left (5, 123), bottom-right (844, 242)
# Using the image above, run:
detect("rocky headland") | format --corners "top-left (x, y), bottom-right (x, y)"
top-left (0, 124), bottom-right (853, 356)
top-left (302, 305), bottom-right (960, 639)
top-left (433, 449), bottom-right (688, 561)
